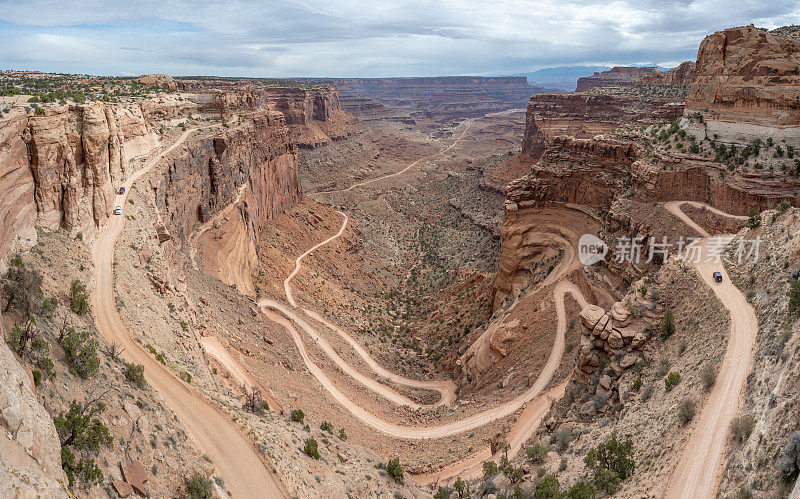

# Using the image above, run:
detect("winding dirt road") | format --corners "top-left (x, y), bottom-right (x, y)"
top-left (664, 201), bottom-right (758, 499)
top-left (92, 128), bottom-right (286, 498)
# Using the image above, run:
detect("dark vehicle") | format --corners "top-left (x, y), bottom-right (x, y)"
top-left (118, 187), bottom-right (125, 195)
top-left (712, 271), bottom-right (723, 283)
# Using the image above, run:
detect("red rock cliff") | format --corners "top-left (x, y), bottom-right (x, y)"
top-left (575, 66), bottom-right (659, 92)
top-left (0, 103), bottom-right (158, 269)
top-left (153, 111), bottom-right (300, 245)
top-left (686, 25), bottom-right (800, 127)
top-left (641, 61), bottom-right (696, 87)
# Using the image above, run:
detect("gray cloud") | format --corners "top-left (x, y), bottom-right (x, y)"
top-left (0, 0), bottom-right (797, 76)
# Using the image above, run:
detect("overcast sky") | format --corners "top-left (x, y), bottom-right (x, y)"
top-left (0, 0), bottom-right (797, 77)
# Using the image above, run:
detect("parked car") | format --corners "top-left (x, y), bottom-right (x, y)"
top-left (118, 187), bottom-right (125, 195)
top-left (114, 206), bottom-right (122, 215)
top-left (712, 271), bottom-right (723, 283)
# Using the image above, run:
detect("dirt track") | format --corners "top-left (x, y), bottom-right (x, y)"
top-left (91, 128), bottom-right (286, 498)
top-left (664, 201), bottom-right (758, 499)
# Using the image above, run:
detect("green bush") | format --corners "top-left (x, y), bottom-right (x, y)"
top-left (32, 369), bottom-right (42, 387)
top-left (565, 481), bottom-right (596, 499)
top-left (320, 421), bottom-right (333, 433)
top-left (664, 372), bottom-right (681, 392)
top-left (304, 437), bottom-right (320, 459)
top-left (483, 460), bottom-right (498, 478)
top-left (2, 256), bottom-right (43, 318)
top-left (527, 442), bottom-right (548, 463)
top-left (290, 409), bottom-right (305, 423)
top-left (730, 414), bottom-right (755, 444)
top-left (180, 371), bottom-right (192, 383)
top-left (660, 309), bottom-right (676, 340)
top-left (185, 472), bottom-right (214, 498)
top-left (747, 209), bottom-right (762, 228)
top-left (535, 475), bottom-right (561, 498)
top-left (124, 362), bottom-right (146, 388)
top-left (386, 457), bottom-right (404, 483)
top-left (59, 327), bottom-right (99, 379)
top-left (678, 398), bottom-right (696, 424)
top-left (700, 363), bottom-right (717, 390)
top-left (500, 455), bottom-right (525, 483)
top-left (434, 486), bottom-right (450, 499)
top-left (54, 399), bottom-right (112, 487)
top-left (69, 280), bottom-right (89, 315)
top-left (338, 427), bottom-right (347, 440)
top-left (789, 280), bottom-right (800, 318)
top-left (584, 432), bottom-right (635, 495)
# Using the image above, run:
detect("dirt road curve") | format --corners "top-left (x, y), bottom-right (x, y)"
top-left (312, 120), bottom-right (474, 195)
top-left (92, 128), bottom-right (286, 498)
top-left (665, 201), bottom-right (758, 499)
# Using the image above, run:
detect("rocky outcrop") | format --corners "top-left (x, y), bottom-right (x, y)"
top-left (575, 281), bottom-right (658, 402)
top-left (575, 66), bottom-right (659, 92)
top-left (0, 103), bottom-right (160, 270)
top-left (206, 85), bottom-right (355, 148)
top-left (685, 25), bottom-right (800, 145)
top-left (0, 314), bottom-right (68, 497)
top-left (137, 74), bottom-right (185, 91)
top-left (154, 111), bottom-right (300, 245)
top-left (641, 61), bottom-right (696, 87)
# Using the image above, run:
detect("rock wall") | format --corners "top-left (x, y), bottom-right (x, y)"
top-left (154, 111), bottom-right (300, 245)
top-left (641, 61), bottom-right (696, 87)
top-left (206, 85), bottom-right (355, 147)
top-left (136, 73), bottom-right (185, 91)
top-left (0, 312), bottom-right (68, 497)
top-left (0, 103), bottom-right (159, 271)
top-left (685, 25), bottom-right (800, 145)
top-left (575, 66), bottom-right (659, 92)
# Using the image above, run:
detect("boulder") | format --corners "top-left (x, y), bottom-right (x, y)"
top-left (620, 353), bottom-right (639, 369)
top-left (121, 460), bottom-right (148, 496)
top-left (599, 375), bottom-right (612, 390)
top-left (607, 330), bottom-right (624, 349)
top-left (580, 305), bottom-right (606, 330)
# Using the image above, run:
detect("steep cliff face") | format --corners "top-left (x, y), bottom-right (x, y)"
top-left (206, 85), bottom-right (355, 148)
top-left (154, 111), bottom-right (300, 245)
top-left (641, 61), bottom-right (696, 87)
top-left (575, 66), bottom-right (659, 92)
top-left (686, 26), bottom-right (800, 131)
top-left (0, 104), bottom-right (159, 270)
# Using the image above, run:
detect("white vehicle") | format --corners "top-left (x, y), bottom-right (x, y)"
top-left (114, 206), bottom-right (122, 215)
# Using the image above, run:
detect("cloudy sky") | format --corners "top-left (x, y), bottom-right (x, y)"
top-left (0, 0), bottom-right (797, 77)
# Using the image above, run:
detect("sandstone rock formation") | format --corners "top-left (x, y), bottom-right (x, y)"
top-left (0, 103), bottom-right (159, 270)
top-left (575, 66), bottom-right (659, 92)
top-left (154, 111), bottom-right (300, 244)
top-left (685, 25), bottom-right (800, 145)
top-left (0, 316), bottom-right (68, 497)
top-left (641, 61), bottom-right (696, 87)
top-left (137, 74), bottom-right (184, 91)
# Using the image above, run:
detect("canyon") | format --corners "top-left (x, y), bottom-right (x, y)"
top-left (0, 22), bottom-right (799, 499)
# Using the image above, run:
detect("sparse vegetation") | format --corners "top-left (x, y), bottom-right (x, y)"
top-left (584, 432), bottom-right (635, 495)
top-left (124, 362), bottom-right (146, 388)
top-left (678, 398), bottom-right (696, 424)
top-left (304, 437), bottom-right (320, 459)
top-left (290, 408), bottom-right (305, 423)
top-left (59, 326), bottom-right (99, 379)
top-left (185, 472), bottom-right (214, 498)
top-left (664, 372), bottom-right (681, 391)
top-left (535, 475), bottom-right (561, 498)
top-left (730, 414), bottom-right (755, 444)
top-left (660, 309), bottom-right (676, 340)
top-left (54, 397), bottom-right (112, 487)
top-left (700, 363), bottom-right (717, 390)
top-left (527, 442), bottom-right (548, 463)
top-left (789, 280), bottom-right (800, 318)
top-left (68, 279), bottom-right (90, 315)
top-left (483, 460), bottom-right (498, 478)
top-left (386, 457), bottom-right (404, 483)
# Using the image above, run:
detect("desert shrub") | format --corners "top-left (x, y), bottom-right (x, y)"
top-left (32, 369), bottom-right (42, 387)
top-left (500, 455), bottom-right (525, 483)
top-left (528, 442), bottom-right (548, 463)
top-left (2, 256), bottom-right (43, 318)
top-left (320, 421), bottom-right (333, 433)
top-left (660, 309), bottom-right (676, 340)
top-left (552, 427), bottom-right (574, 452)
top-left (700, 363), bottom-right (717, 390)
top-left (304, 437), bottom-right (320, 459)
top-left (42, 296), bottom-right (58, 316)
top-left (180, 371), bottom-right (192, 383)
top-left (185, 472), bottom-right (214, 498)
top-left (386, 457), bottom-right (404, 483)
top-left (124, 362), bottom-right (146, 388)
top-left (535, 475), bottom-right (561, 498)
top-left (290, 408), bottom-right (305, 423)
top-left (54, 399), bottom-right (112, 487)
top-left (434, 486), bottom-right (450, 499)
top-left (59, 327), bottom-right (99, 379)
top-left (789, 280), bottom-right (800, 318)
top-left (678, 398), bottom-right (696, 424)
top-left (179, 320), bottom-right (188, 331)
top-left (730, 414), bottom-right (755, 444)
top-left (452, 477), bottom-right (468, 498)
top-left (243, 387), bottom-right (267, 415)
top-left (664, 372), bottom-right (681, 391)
top-left (778, 432), bottom-right (800, 481)
top-left (584, 432), bottom-right (635, 495)
top-left (338, 428), bottom-right (347, 440)
top-left (69, 279), bottom-right (89, 315)
top-left (483, 460), bottom-right (498, 478)
top-left (565, 481), bottom-right (596, 499)
top-left (747, 209), bottom-right (762, 228)
top-left (632, 375), bottom-right (642, 391)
